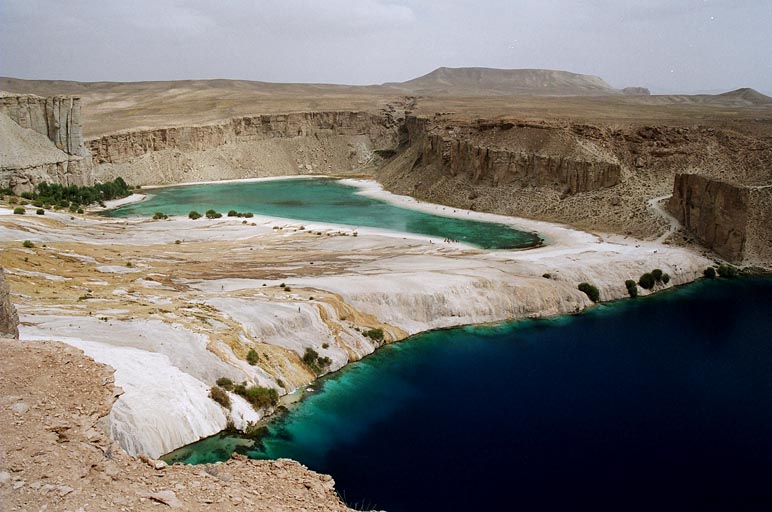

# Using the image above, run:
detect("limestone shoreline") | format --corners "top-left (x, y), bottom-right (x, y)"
top-left (0, 183), bottom-right (712, 458)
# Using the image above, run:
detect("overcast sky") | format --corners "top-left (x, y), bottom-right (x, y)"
top-left (1, 0), bottom-right (770, 94)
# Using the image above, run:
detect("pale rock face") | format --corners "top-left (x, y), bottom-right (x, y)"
top-left (0, 267), bottom-right (19, 339)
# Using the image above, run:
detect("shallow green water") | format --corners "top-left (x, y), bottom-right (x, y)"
top-left (105, 178), bottom-right (541, 249)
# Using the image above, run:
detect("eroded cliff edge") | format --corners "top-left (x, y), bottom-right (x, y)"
top-left (668, 174), bottom-right (772, 265)
top-left (88, 111), bottom-right (401, 185)
top-left (0, 93), bottom-right (93, 193)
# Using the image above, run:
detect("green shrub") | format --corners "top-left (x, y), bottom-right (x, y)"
top-left (625, 279), bottom-right (638, 298)
top-left (638, 273), bottom-right (656, 290)
top-left (227, 210), bottom-right (238, 217)
top-left (542, 273), bottom-right (552, 279)
top-left (216, 377), bottom-right (234, 391)
top-left (152, 212), bottom-right (168, 220)
top-left (36, 208), bottom-right (45, 215)
top-left (303, 347), bottom-right (332, 375)
top-left (77, 208), bottom-right (84, 214)
top-left (662, 273), bottom-right (671, 284)
top-left (363, 328), bottom-right (385, 342)
top-left (205, 209), bottom-right (222, 219)
top-left (238, 385), bottom-right (278, 410)
top-left (8, 196), bottom-right (18, 204)
top-left (209, 386), bottom-right (231, 409)
top-left (703, 267), bottom-right (716, 279)
top-left (717, 264), bottom-right (738, 278)
top-left (188, 211), bottom-right (201, 220)
top-left (651, 269), bottom-right (663, 282)
top-left (22, 240), bottom-right (34, 248)
top-left (245, 212), bottom-right (254, 218)
top-left (578, 282), bottom-right (600, 302)
top-left (246, 348), bottom-right (259, 366)
top-left (13, 207), bottom-right (25, 215)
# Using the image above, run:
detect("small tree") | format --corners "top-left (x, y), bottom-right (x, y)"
top-left (22, 240), bottom-right (34, 248)
top-left (188, 210), bottom-right (201, 220)
top-left (227, 210), bottom-right (238, 217)
top-left (205, 209), bottom-right (222, 219)
top-left (662, 273), bottom-right (671, 284)
top-left (638, 273), bottom-right (656, 290)
top-left (625, 279), bottom-right (638, 298)
top-left (216, 377), bottom-right (234, 391)
top-left (578, 282), bottom-right (600, 302)
top-left (36, 208), bottom-right (45, 215)
top-left (703, 267), bottom-right (716, 279)
top-left (209, 386), bottom-right (231, 409)
top-left (246, 348), bottom-right (259, 366)
top-left (651, 269), bottom-right (663, 282)
top-left (13, 207), bottom-right (25, 215)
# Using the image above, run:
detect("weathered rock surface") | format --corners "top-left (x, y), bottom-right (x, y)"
top-left (0, 93), bottom-right (93, 193)
top-left (668, 173), bottom-right (772, 264)
top-left (0, 267), bottom-right (19, 339)
top-left (622, 87), bottom-right (651, 95)
top-left (0, 338), bottom-right (354, 511)
top-left (0, 93), bottom-right (88, 157)
top-left (88, 111), bottom-right (400, 185)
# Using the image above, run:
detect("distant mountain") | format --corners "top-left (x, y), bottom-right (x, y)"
top-left (716, 88), bottom-right (772, 105)
top-left (385, 67), bottom-right (629, 96)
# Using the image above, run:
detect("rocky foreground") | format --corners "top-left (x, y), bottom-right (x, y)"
top-left (0, 338), bottom-right (354, 511)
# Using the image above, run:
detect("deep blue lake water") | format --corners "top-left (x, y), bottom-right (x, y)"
top-left (105, 178), bottom-right (541, 249)
top-left (165, 277), bottom-right (772, 510)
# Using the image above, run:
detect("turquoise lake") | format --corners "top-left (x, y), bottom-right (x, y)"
top-left (105, 178), bottom-right (541, 249)
top-left (164, 276), bottom-right (772, 510)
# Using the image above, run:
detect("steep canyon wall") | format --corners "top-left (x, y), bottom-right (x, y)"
top-left (88, 111), bottom-right (400, 185)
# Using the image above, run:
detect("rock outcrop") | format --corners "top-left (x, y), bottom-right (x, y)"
top-left (0, 93), bottom-right (93, 193)
top-left (88, 111), bottom-right (400, 185)
top-left (403, 116), bottom-right (621, 195)
top-left (667, 173), bottom-right (772, 264)
top-left (622, 87), bottom-right (651, 95)
top-left (0, 93), bottom-right (88, 157)
top-left (0, 267), bottom-right (19, 339)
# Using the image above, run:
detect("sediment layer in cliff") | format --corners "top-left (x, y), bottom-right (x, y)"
top-left (668, 173), bottom-right (772, 265)
top-left (0, 267), bottom-right (19, 339)
top-left (88, 111), bottom-right (400, 185)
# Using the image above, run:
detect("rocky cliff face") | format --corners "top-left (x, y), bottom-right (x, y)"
top-left (402, 116), bottom-right (621, 195)
top-left (88, 111), bottom-right (400, 185)
top-left (668, 174), bottom-right (753, 262)
top-left (0, 93), bottom-right (93, 193)
top-left (0, 94), bottom-right (88, 157)
top-left (0, 267), bottom-right (19, 339)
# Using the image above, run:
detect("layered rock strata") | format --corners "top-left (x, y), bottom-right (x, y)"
top-left (403, 116), bottom-right (621, 195)
top-left (0, 93), bottom-right (92, 193)
top-left (88, 111), bottom-right (400, 185)
top-left (668, 173), bottom-right (772, 264)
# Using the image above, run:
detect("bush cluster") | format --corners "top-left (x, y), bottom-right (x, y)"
top-left (227, 210), bottom-right (254, 218)
top-left (703, 267), bottom-right (716, 278)
top-left (578, 282), bottom-right (600, 302)
top-left (362, 328), bottom-right (385, 342)
top-left (152, 212), bottom-right (168, 220)
top-left (205, 209), bottom-right (222, 219)
top-left (246, 348), bottom-right (259, 366)
top-left (717, 264), bottom-right (738, 278)
top-left (302, 347), bottom-right (332, 376)
top-left (232, 383), bottom-right (279, 410)
top-left (216, 377), bottom-right (234, 390)
top-left (188, 211), bottom-right (202, 220)
top-left (209, 386), bottom-right (231, 409)
top-left (21, 178), bottom-right (131, 211)
top-left (13, 207), bottom-right (25, 215)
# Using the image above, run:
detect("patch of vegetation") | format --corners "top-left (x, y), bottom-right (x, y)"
top-left (246, 348), bottom-right (259, 366)
top-left (188, 210), bottom-right (201, 220)
top-left (36, 208), bottom-right (45, 215)
top-left (227, 210), bottom-right (238, 217)
top-left (578, 282), bottom-right (600, 302)
top-left (209, 386), bottom-right (231, 409)
top-left (703, 267), bottom-right (716, 279)
top-left (362, 328), bottom-right (385, 342)
top-left (717, 264), bottom-right (738, 278)
top-left (651, 269), bottom-right (663, 282)
top-left (302, 348), bottom-right (332, 376)
top-left (216, 377), bottom-right (234, 391)
top-left (22, 240), bottom-right (34, 248)
top-left (625, 279), bottom-right (638, 298)
top-left (13, 207), bottom-right (25, 215)
top-left (205, 209), bottom-right (222, 219)
top-left (542, 273), bottom-right (552, 279)
top-left (662, 273), bottom-right (671, 284)
top-left (233, 384), bottom-right (278, 410)
top-left (152, 212), bottom-right (168, 220)
top-left (28, 178), bottom-right (131, 209)
top-left (638, 273), bottom-right (656, 290)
